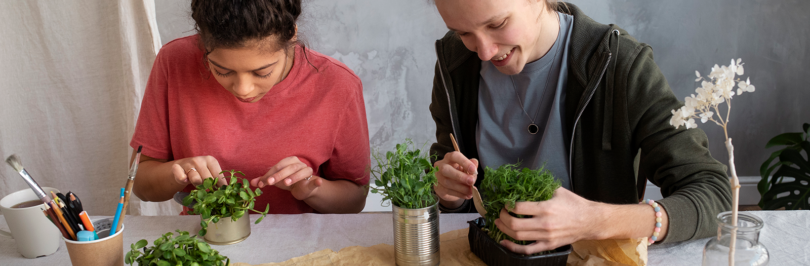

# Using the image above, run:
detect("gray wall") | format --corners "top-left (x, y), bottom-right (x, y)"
top-left (155, 0), bottom-right (810, 177)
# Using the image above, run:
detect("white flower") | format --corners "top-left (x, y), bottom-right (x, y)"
top-left (696, 87), bottom-right (712, 102)
top-left (671, 59), bottom-right (755, 134)
top-left (711, 92), bottom-right (726, 105)
top-left (700, 111), bottom-right (714, 123)
top-left (685, 96), bottom-right (699, 109)
top-left (729, 59), bottom-right (737, 77)
top-left (719, 82), bottom-right (735, 99)
top-left (737, 77), bottom-right (756, 95)
top-left (680, 106), bottom-right (695, 119)
top-left (685, 118), bottom-right (698, 129)
top-left (670, 109), bottom-right (685, 129)
top-left (709, 64), bottom-right (723, 79)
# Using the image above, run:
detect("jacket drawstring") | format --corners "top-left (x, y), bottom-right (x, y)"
top-left (602, 28), bottom-right (620, 151)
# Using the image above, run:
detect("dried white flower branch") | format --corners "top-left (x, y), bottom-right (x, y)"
top-left (670, 58), bottom-right (755, 266)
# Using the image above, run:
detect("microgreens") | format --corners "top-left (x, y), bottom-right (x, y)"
top-left (125, 230), bottom-right (229, 266)
top-left (182, 170), bottom-right (270, 236)
top-left (480, 163), bottom-right (560, 246)
top-left (370, 140), bottom-right (439, 209)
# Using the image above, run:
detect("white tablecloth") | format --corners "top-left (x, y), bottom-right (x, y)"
top-left (1, 211), bottom-right (808, 265)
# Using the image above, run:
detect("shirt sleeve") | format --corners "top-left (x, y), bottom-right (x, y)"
top-left (130, 49), bottom-right (173, 160)
top-left (627, 46), bottom-right (732, 243)
top-left (321, 79), bottom-right (370, 186)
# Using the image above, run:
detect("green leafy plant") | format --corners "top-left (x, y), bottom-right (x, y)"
top-left (182, 170), bottom-right (270, 236)
top-left (126, 230), bottom-right (229, 266)
top-left (370, 140), bottom-right (439, 209)
top-left (758, 123), bottom-right (810, 210)
top-left (480, 163), bottom-right (560, 247)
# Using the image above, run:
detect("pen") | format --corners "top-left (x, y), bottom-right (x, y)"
top-left (68, 192), bottom-right (83, 213)
top-left (78, 211), bottom-right (98, 240)
top-left (118, 145), bottom-right (142, 232)
top-left (52, 191), bottom-right (82, 233)
top-left (110, 188), bottom-right (125, 235)
top-left (66, 192), bottom-right (84, 229)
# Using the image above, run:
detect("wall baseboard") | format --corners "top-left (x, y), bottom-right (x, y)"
top-left (643, 176), bottom-right (762, 205)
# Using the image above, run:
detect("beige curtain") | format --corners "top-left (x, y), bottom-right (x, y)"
top-left (0, 0), bottom-right (179, 216)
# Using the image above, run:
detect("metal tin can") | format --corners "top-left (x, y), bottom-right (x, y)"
top-left (203, 215), bottom-right (251, 245)
top-left (392, 202), bottom-right (440, 266)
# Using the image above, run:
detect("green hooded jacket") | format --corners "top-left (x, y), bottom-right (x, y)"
top-left (428, 3), bottom-right (731, 243)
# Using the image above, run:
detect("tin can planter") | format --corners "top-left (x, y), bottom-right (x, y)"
top-left (392, 203), bottom-right (440, 266)
top-left (468, 217), bottom-right (571, 266)
top-left (202, 214), bottom-right (251, 245)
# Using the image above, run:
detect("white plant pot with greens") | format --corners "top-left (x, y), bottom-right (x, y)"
top-left (370, 141), bottom-right (440, 266)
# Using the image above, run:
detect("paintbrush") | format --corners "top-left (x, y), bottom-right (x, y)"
top-left (5, 155), bottom-right (52, 204)
top-left (117, 145), bottom-right (142, 232)
top-left (5, 154), bottom-right (77, 240)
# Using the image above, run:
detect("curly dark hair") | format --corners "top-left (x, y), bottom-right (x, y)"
top-left (191, 0), bottom-right (301, 52)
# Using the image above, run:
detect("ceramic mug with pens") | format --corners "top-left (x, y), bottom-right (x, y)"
top-left (0, 187), bottom-right (62, 258)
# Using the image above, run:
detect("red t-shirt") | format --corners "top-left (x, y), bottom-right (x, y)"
top-left (130, 35), bottom-right (370, 214)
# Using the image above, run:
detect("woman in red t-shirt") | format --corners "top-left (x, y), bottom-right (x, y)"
top-left (129, 0), bottom-right (370, 214)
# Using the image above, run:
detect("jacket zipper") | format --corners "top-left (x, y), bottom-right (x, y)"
top-left (434, 44), bottom-right (459, 149)
top-left (568, 53), bottom-right (612, 192)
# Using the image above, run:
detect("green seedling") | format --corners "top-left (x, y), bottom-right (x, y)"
top-left (370, 140), bottom-right (439, 209)
top-left (126, 230), bottom-right (229, 266)
top-left (182, 170), bottom-right (270, 236)
top-left (480, 163), bottom-right (560, 249)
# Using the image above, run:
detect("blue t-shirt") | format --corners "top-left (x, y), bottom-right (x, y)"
top-left (476, 12), bottom-right (574, 188)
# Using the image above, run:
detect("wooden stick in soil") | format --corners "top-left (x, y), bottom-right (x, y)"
top-left (726, 139), bottom-right (740, 266)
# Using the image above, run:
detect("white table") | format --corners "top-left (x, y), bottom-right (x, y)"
top-left (1, 211), bottom-right (808, 265)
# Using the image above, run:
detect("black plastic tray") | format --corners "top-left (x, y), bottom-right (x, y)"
top-left (468, 218), bottom-right (571, 266)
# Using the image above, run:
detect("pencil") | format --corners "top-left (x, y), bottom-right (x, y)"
top-left (48, 201), bottom-right (76, 240)
top-left (42, 204), bottom-right (70, 239)
top-left (110, 194), bottom-right (124, 235)
top-left (52, 191), bottom-right (81, 233)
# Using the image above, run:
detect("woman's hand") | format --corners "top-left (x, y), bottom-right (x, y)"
top-left (170, 155), bottom-right (226, 187)
top-left (433, 152), bottom-right (479, 209)
top-left (250, 156), bottom-right (322, 200)
top-left (494, 187), bottom-right (599, 254)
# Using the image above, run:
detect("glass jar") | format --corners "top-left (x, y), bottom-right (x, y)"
top-left (702, 211), bottom-right (769, 265)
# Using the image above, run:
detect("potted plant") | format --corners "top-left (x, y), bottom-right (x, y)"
top-left (468, 163), bottom-right (571, 266)
top-left (182, 170), bottom-right (269, 245)
top-left (758, 122), bottom-right (810, 210)
top-left (370, 140), bottom-right (440, 266)
top-left (126, 230), bottom-right (230, 266)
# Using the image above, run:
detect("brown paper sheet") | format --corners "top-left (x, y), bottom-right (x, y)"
top-left (567, 238), bottom-right (648, 266)
top-left (234, 229), bottom-right (646, 266)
